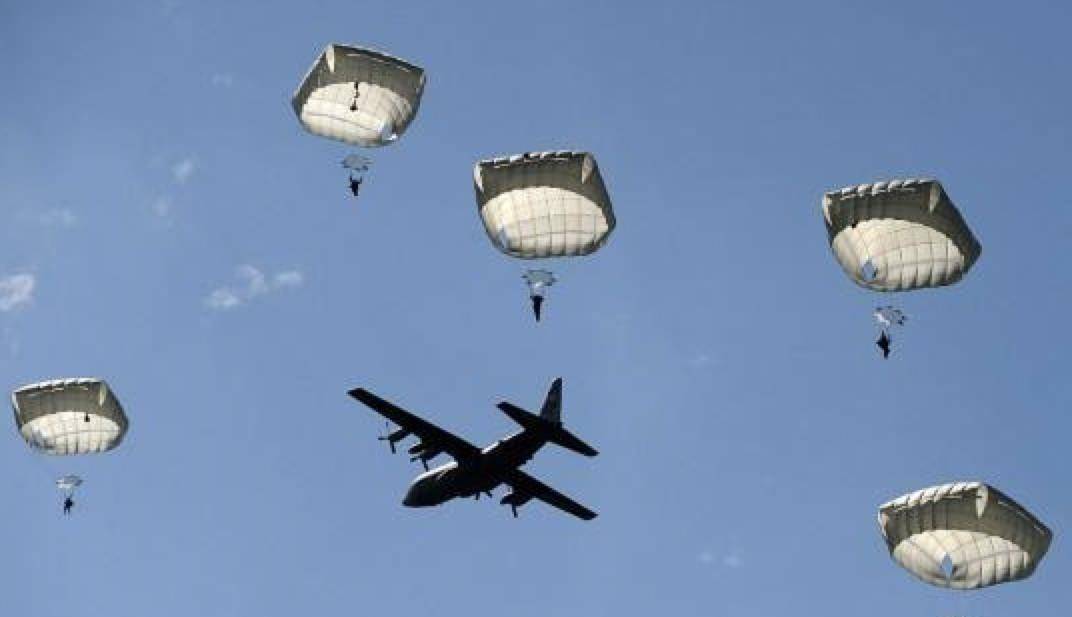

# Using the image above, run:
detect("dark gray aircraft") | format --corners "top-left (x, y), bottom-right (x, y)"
top-left (348, 378), bottom-right (598, 520)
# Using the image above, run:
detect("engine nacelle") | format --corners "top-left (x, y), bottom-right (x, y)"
top-left (409, 445), bottom-right (442, 469)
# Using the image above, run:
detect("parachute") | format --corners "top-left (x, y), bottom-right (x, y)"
top-left (474, 151), bottom-right (614, 321)
top-left (878, 482), bottom-right (1052, 590)
top-left (821, 179), bottom-right (980, 356)
top-left (292, 44), bottom-right (426, 148)
top-left (13, 378), bottom-right (129, 455)
top-left (13, 378), bottom-right (128, 509)
top-left (474, 151), bottom-right (615, 258)
top-left (821, 178), bottom-right (981, 292)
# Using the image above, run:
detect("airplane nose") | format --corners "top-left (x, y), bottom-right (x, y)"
top-left (402, 483), bottom-right (422, 507)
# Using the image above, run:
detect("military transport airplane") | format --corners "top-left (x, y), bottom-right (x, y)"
top-left (348, 378), bottom-right (598, 520)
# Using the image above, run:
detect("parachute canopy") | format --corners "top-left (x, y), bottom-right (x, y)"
top-left (474, 151), bottom-right (615, 259)
top-left (292, 44), bottom-right (425, 148)
top-left (12, 378), bottom-right (129, 455)
top-left (822, 179), bottom-right (981, 292)
top-left (523, 269), bottom-right (556, 298)
top-left (878, 482), bottom-right (1052, 590)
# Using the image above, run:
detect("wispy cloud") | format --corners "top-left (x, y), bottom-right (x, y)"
top-left (205, 265), bottom-right (304, 310)
top-left (0, 273), bottom-right (35, 312)
top-left (150, 155), bottom-right (195, 220)
top-left (151, 196), bottom-right (173, 219)
top-left (2, 326), bottom-right (19, 358)
top-left (172, 157), bottom-right (196, 184)
top-left (697, 549), bottom-right (743, 570)
top-left (690, 352), bottom-right (712, 368)
top-left (205, 288), bottom-right (241, 310)
top-left (37, 208), bottom-right (77, 228)
top-left (211, 73), bottom-right (234, 87)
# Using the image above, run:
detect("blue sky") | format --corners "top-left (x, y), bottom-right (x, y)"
top-left (2, 1), bottom-right (1070, 616)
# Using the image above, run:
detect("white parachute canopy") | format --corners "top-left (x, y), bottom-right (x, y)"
top-left (522, 269), bottom-right (556, 298)
top-left (821, 179), bottom-right (981, 292)
top-left (292, 43), bottom-right (426, 148)
top-left (474, 151), bottom-right (615, 259)
top-left (878, 482), bottom-right (1052, 590)
top-left (56, 474), bottom-right (83, 495)
top-left (12, 378), bottom-right (129, 455)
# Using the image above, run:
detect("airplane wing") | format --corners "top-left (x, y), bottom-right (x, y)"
top-left (348, 388), bottom-right (482, 462)
top-left (502, 468), bottom-right (597, 521)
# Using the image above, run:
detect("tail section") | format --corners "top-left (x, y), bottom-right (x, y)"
top-left (496, 378), bottom-right (598, 457)
top-left (539, 378), bottom-right (562, 424)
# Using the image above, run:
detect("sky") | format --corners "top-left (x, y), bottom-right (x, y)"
top-left (1, 1), bottom-right (1070, 616)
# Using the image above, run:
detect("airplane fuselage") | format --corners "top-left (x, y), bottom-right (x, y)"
top-left (402, 430), bottom-right (545, 507)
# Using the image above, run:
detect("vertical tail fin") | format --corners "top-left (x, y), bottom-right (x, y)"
top-left (540, 378), bottom-right (562, 424)
top-left (496, 378), bottom-right (598, 457)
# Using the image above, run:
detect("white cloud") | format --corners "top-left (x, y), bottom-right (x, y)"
top-left (37, 208), bottom-right (77, 227)
top-left (205, 265), bottom-right (304, 310)
top-left (236, 264), bottom-right (269, 296)
top-left (211, 73), bottom-right (234, 87)
top-left (690, 353), bottom-right (712, 368)
top-left (205, 288), bottom-right (241, 310)
top-left (172, 157), bottom-right (196, 184)
top-left (697, 549), bottom-right (743, 570)
top-left (152, 196), bottom-right (173, 218)
top-left (0, 273), bottom-right (35, 312)
top-left (2, 326), bottom-right (19, 358)
top-left (274, 271), bottom-right (304, 288)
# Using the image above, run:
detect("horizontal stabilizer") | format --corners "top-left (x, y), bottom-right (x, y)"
top-left (550, 426), bottom-right (598, 457)
top-left (496, 401), bottom-right (598, 457)
top-left (497, 401), bottom-right (541, 430)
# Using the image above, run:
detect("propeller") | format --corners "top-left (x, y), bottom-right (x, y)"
top-left (377, 422), bottom-right (397, 453)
